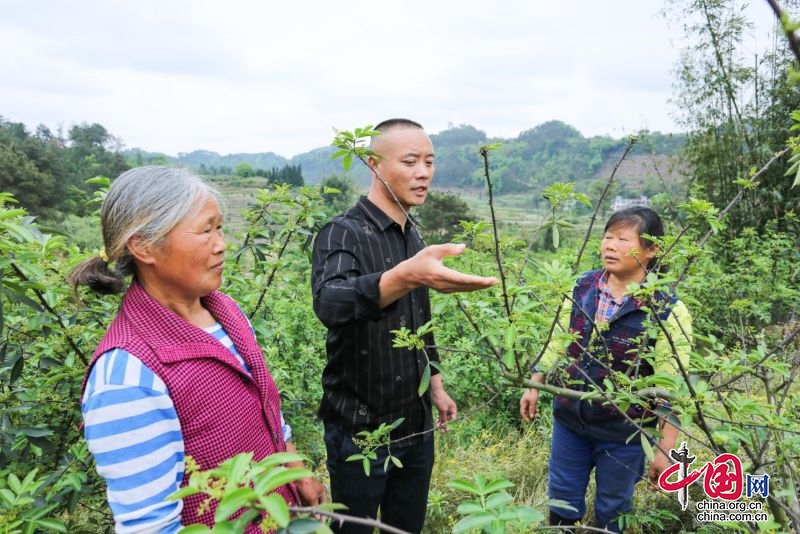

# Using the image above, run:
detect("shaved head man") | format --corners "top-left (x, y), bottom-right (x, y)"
top-left (311, 118), bottom-right (496, 533)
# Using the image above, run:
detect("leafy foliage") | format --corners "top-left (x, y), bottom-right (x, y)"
top-left (414, 191), bottom-right (477, 244)
top-left (168, 452), bottom-right (334, 533)
top-left (318, 174), bottom-right (361, 217)
top-left (4, 4), bottom-right (800, 527)
top-left (0, 117), bottom-right (128, 220)
top-left (447, 474), bottom-right (543, 533)
top-left (667, 0), bottom-right (800, 234)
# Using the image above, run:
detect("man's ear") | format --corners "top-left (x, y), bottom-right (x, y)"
top-left (127, 235), bottom-right (156, 265)
top-left (644, 244), bottom-right (658, 261)
top-left (367, 154), bottom-right (381, 176)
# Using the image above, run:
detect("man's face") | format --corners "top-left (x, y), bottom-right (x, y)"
top-left (370, 127), bottom-right (435, 210)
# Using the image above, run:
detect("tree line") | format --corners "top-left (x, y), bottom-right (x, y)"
top-left (0, 118), bottom-right (128, 219)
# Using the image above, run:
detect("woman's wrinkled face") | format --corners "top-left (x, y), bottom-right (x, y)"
top-left (148, 196), bottom-right (225, 300)
top-left (600, 223), bottom-right (655, 280)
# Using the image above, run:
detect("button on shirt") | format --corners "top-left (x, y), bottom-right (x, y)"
top-left (311, 197), bottom-right (438, 443)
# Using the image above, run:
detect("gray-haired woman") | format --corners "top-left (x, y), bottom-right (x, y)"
top-left (71, 166), bottom-right (325, 533)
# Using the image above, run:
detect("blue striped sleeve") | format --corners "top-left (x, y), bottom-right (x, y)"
top-left (82, 349), bottom-right (184, 534)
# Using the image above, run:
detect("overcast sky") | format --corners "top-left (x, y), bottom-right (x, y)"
top-left (1, 1), bottom-right (779, 158)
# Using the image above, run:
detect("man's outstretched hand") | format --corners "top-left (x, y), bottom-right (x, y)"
top-left (379, 243), bottom-right (498, 308)
top-left (405, 243), bottom-right (498, 293)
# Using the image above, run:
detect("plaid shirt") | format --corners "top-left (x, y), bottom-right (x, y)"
top-left (595, 270), bottom-right (629, 323)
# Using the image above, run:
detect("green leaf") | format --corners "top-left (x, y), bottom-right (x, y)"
top-left (261, 492), bottom-right (290, 527)
top-left (7, 472), bottom-right (22, 494)
top-left (1, 519), bottom-right (23, 531)
top-left (446, 478), bottom-right (480, 495)
top-left (10, 354), bottom-right (24, 383)
top-left (213, 487), bottom-right (256, 522)
top-left (254, 467), bottom-right (312, 495)
top-left (32, 518), bottom-right (67, 532)
top-left (20, 502), bottom-right (57, 520)
top-left (13, 496), bottom-right (35, 507)
top-left (417, 364), bottom-right (431, 396)
top-left (552, 224), bottom-right (560, 248)
top-left (19, 428), bottom-right (53, 438)
top-left (485, 491), bottom-right (513, 510)
top-left (225, 453), bottom-right (253, 493)
top-left (0, 208), bottom-right (26, 220)
top-left (86, 176), bottom-right (111, 186)
top-left (456, 501), bottom-right (484, 514)
top-left (483, 479), bottom-right (514, 494)
top-left (640, 433), bottom-right (654, 461)
top-left (388, 417), bottom-right (405, 431)
top-left (0, 221), bottom-right (37, 242)
top-left (210, 522), bottom-right (240, 534)
top-left (453, 512), bottom-right (496, 533)
top-left (168, 486), bottom-right (203, 501)
top-left (499, 506), bottom-right (544, 524)
top-left (0, 488), bottom-right (16, 505)
top-left (390, 455), bottom-right (403, 469)
top-left (255, 452), bottom-right (306, 470)
top-left (284, 517), bottom-right (328, 533)
top-left (362, 457), bottom-right (371, 476)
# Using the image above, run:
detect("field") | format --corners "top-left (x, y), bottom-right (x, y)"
top-left (1, 176), bottom-right (799, 533)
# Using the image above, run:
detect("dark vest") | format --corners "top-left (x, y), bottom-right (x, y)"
top-left (553, 270), bottom-right (675, 442)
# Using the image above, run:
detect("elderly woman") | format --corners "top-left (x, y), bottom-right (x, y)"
top-left (70, 166), bottom-right (325, 532)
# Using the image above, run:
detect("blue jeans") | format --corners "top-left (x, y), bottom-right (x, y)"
top-left (323, 421), bottom-right (434, 534)
top-left (548, 417), bottom-right (645, 533)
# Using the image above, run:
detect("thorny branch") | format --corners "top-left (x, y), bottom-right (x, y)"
top-left (479, 145), bottom-right (512, 319)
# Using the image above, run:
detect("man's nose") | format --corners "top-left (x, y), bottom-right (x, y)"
top-left (416, 163), bottom-right (431, 179)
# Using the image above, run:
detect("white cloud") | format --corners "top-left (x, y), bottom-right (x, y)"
top-left (0, 0), bottom-right (781, 157)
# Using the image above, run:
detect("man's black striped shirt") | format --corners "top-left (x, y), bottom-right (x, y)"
top-left (311, 196), bottom-right (438, 443)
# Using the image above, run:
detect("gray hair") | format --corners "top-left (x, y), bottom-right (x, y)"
top-left (69, 166), bottom-right (221, 294)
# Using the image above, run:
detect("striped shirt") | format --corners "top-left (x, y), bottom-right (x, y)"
top-left (311, 196), bottom-right (438, 443)
top-left (82, 322), bottom-right (291, 533)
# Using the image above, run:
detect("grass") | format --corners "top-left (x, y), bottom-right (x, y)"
top-left (423, 415), bottom-right (701, 534)
top-left (425, 421), bottom-right (552, 533)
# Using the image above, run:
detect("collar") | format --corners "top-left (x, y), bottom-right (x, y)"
top-left (356, 196), bottom-right (420, 232)
top-left (597, 270), bottom-right (628, 305)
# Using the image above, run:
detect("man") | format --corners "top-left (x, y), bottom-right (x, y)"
top-left (311, 118), bottom-right (497, 533)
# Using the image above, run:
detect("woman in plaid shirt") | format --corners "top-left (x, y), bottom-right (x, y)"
top-left (520, 206), bottom-right (692, 533)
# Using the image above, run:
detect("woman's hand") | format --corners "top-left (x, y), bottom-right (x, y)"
top-left (519, 388), bottom-right (540, 423)
top-left (296, 476), bottom-right (328, 506)
top-left (520, 373), bottom-right (544, 423)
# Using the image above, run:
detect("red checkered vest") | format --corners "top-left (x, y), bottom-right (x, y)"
top-left (82, 279), bottom-right (298, 530)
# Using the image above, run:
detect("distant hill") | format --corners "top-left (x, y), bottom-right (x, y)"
top-left (178, 150), bottom-right (285, 170)
top-left (125, 145), bottom-right (372, 185)
top-left (124, 120), bottom-right (686, 195)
